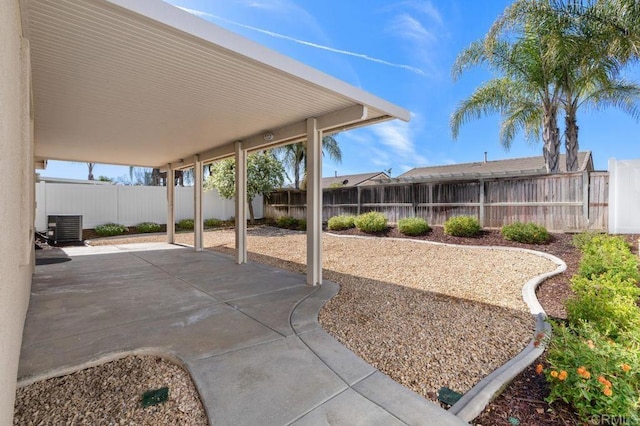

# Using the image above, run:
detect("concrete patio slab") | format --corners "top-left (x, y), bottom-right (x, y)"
top-left (291, 389), bottom-right (404, 426)
top-left (298, 328), bottom-right (375, 386)
top-left (20, 243), bottom-right (467, 425)
top-left (190, 336), bottom-right (346, 425)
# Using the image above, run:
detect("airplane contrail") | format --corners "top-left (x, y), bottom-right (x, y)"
top-left (177, 6), bottom-right (427, 77)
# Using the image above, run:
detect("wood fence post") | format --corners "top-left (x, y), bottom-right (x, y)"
top-left (287, 190), bottom-right (291, 217)
top-left (479, 179), bottom-right (485, 227)
top-left (412, 183), bottom-right (418, 217)
top-left (428, 183), bottom-right (433, 223)
top-left (583, 171), bottom-right (589, 224)
top-left (357, 186), bottom-right (362, 216)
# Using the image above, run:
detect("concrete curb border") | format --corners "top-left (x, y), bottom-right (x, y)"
top-left (325, 232), bottom-right (567, 423)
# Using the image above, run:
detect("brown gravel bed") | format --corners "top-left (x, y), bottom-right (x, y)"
top-left (14, 355), bottom-right (207, 425)
top-left (90, 226), bottom-right (557, 401)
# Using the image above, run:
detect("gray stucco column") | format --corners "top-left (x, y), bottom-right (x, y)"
top-left (235, 142), bottom-right (247, 264)
top-left (306, 118), bottom-right (323, 286)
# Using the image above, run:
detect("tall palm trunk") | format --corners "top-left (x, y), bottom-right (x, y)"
top-left (542, 106), bottom-right (560, 173)
top-left (565, 106), bottom-right (579, 172)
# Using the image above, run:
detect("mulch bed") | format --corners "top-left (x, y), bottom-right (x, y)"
top-left (329, 225), bottom-right (639, 425)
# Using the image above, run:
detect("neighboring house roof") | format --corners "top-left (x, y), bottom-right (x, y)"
top-left (323, 172), bottom-right (389, 188)
top-left (399, 151), bottom-right (594, 180)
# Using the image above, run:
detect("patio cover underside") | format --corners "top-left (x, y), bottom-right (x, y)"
top-left (25, 0), bottom-right (409, 168)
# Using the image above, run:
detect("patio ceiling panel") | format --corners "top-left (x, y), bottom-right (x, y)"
top-left (25, 0), bottom-right (409, 169)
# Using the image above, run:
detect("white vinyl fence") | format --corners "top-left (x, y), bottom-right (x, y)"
top-left (608, 158), bottom-right (640, 234)
top-left (35, 182), bottom-right (263, 231)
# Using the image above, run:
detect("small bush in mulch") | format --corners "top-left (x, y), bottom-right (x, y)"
top-left (572, 230), bottom-right (605, 251)
top-left (501, 222), bottom-right (550, 244)
top-left (354, 211), bottom-right (388, 233)
top-left (94, 223), bottom-right (128, 237)
top-left (176, 219), bottom-right (194, 231)
top-left (204, 218), bottom-right (224, 228)
top-left (136, 222), bottom-right (161, 233)
top-left (398, 217), bottom-right (430, 236)
top-left (443, 215), bottom-right (481, 237)
top-left (275, 215), bottom-right (306, 231)
top-left (327, 215), bottom-right (356, 231)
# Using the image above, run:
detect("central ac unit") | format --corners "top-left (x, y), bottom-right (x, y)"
top-left (48, 215), bottom-right (83, 244)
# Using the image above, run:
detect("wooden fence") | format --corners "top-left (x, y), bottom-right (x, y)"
top-left (264, 171), bottom-right (609, 231)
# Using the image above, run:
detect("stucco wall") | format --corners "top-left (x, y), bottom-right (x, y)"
top-left (0, 0), bottom-right (34, 424)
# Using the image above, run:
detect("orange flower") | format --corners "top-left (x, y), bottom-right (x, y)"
top-left (622, 364), bottom-right (632, 372)
top-left (577, 366), bottom-right (586, 375)
top-left (582, 370), bottom-right (591, 380)
top-left (536, 364), bottom-right (544, 375)
top-left (550, 371), bottom-right (559, 378)
top-left (598, 376), bottom-right (612, 387)
top-left (558, 370), bottom-right (568, 381)
top-left (603, 386), bottom-right (613, 397)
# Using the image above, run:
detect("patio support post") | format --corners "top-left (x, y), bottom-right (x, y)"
top-left (306, 118), bottom-right (322, 286)
top-left (194, 155), bottom-right (203, 252)
top-left (167, 163), bottom-right (175, 244)
top-left (235, 141), bottom-right (247, 264)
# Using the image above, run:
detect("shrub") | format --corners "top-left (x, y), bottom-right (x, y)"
top-left (578, 235), bottom-right (640, 282)
top-left (501, 222), bottom-right (550, 244)
top-left (545, 321), bottom-right (640, 421)
top-left (204, 218), bottom-right (224, 228)
top-left (327, 215), bottom-right (356, 231)
top-left (572, 231), bottom-right (604, 251)
top-left (398, 217), bottom-right (430, 236)
top-left (275, 215), bottom-right (306, 231)
top-left (276, 215), bottom-right (298, 229)
top-left (177, 219), bottom-right (194, 230)
top-left (95, 223), bottom-right (128, 237)
top-left (354, 212), bottom-right (388, 233)
top-left (136, 222), bottom-right (161, 233)
top-left (568, 277), bottom-right (640, 338)
top-left (443, 215), bottom-right (481, 237)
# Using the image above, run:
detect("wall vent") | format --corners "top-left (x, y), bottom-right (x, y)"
top-left (48, 215), bottom-right (83, 244)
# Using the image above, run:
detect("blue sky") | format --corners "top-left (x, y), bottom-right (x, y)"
top-left (41, 0), bottom-right (640, 182)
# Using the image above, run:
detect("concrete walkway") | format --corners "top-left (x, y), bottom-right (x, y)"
top-left (20, 243), bottom-right (466, 425)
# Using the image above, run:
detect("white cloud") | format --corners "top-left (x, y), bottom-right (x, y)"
top-left (175, 6), bottom-right (427, 76)
top-left (388, 14), bottom-right (435, 43)
top-left (369, 119), bottom-right (428, 167)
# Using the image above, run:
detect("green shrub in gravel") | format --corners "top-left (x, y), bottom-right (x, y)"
top-left (95, 223), bottom-right (128, 237)
top-left (204, 218), bottom-right (224, 228)
top-left (354, 211), bottom-right (388, 233)
top-left (177, 219), bottom-right (194, 230)
top-left (327, 215), bottom-right (356, 231)
top-left (398, 217), bottom-right (430, 236)
top-left (443, 215), bottom-right (481, 237)
top-left (276, 215), bottom-right (305, 230)
top-left (501, 222), bottom-right (550, 244)
top-left (136, 222), bottom-right (161, 233)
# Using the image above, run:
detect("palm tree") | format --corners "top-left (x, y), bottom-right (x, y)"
top-left (489, 0), bottom-right (640, 171)
top-left (87, 162), bottom-right (95, 180)
top-left (275, 134), bottom-right (342, 189)
top-left (451, 32), bottom-right (563, 172)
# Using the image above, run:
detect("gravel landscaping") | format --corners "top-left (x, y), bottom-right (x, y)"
top-left (14, 355), bottom-right (207, 425)
top-left (88, 226), bottom-right (557, 402)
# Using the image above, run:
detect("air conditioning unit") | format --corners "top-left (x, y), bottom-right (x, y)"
top-left (48, 215), bottom-right (83, 244)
